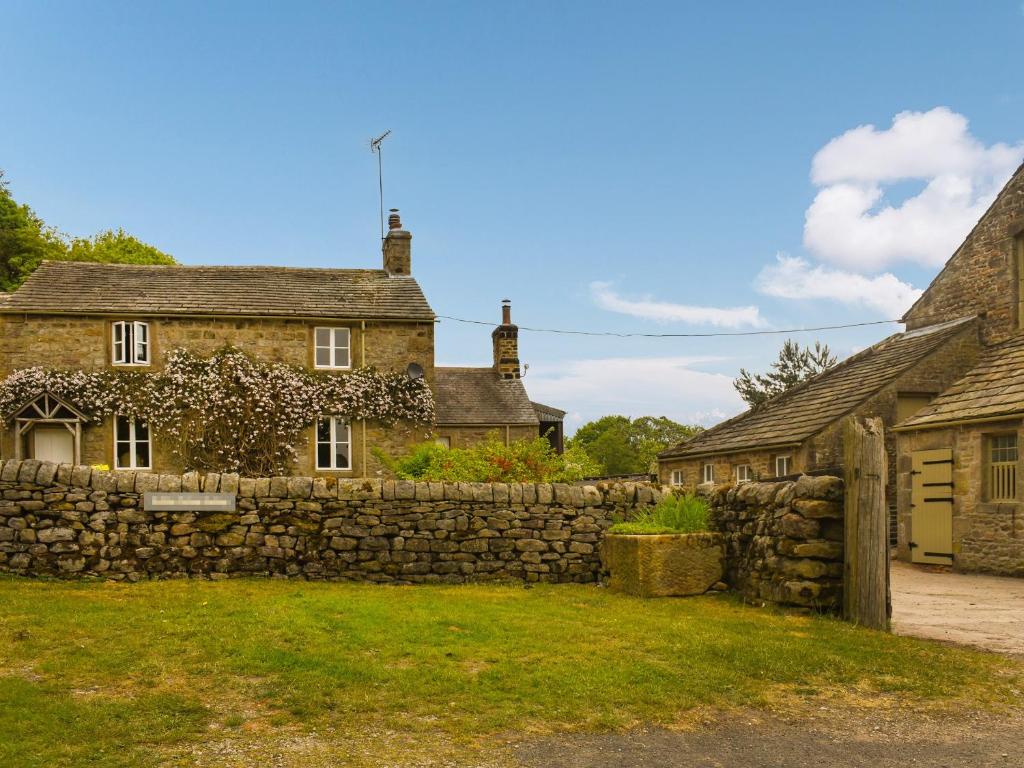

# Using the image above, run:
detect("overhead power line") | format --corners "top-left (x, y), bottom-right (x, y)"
top-left (435, 315), bottom-right (903, 338)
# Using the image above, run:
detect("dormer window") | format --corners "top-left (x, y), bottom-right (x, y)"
top-left (112, 321), bottom-right (149, 366)
top-left (314, 327), bottom-right (351, 369)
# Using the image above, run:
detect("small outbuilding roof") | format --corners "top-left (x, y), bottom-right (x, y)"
top-left (897, 333), bottom-right (1024, 430)
top-left (532, 401), bottom-right (567, 422)
top-left (0, 261), bottom-right (435, 321)
top-left (433, 367), bottom-right (540, 426)
top-left (659, 317), bottom-right (977, 460)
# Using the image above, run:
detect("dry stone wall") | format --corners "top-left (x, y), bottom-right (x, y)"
top-left (706, 475), bottom-right (845, 611)
top-left (0, 459), bottom-right (662, 584)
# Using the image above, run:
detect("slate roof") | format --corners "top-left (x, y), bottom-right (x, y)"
top-left (897, 333), bottom-right (1024, 430)
top-left (0, 261), bottom-right (434, 321)
top-left (434, 368), bottom-right (540, 426)
top-left (659, 317), bottom-right (977, 460)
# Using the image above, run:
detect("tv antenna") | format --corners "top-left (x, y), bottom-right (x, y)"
top-left (369, 129), bottom-right (392, 242)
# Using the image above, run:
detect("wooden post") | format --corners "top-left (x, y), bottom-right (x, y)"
top-left (843, 416), bottom-right (889, 630)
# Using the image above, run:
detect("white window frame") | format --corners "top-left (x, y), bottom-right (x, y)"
top-left (735, 464), bottom-right (753, 483)
top-left (314, 327), bottom-right (352, 370)
top-left (112, 321), bottom-right (150, 366)
top-left (775, 455), bottom-right (792, 478)
top-left (113, 414), bottom-right (151, 470)
top-left (670, 469), bottom-right (684, 487)
top-left (702, 463), bottom-right (714, 484)
top-left (316, 416), bottom-right (352, 471)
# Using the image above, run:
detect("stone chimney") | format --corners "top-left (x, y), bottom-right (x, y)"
top-left (492, 299), bottom-right (521, 379)
top-left (383, 208), bottom-right (411, 275)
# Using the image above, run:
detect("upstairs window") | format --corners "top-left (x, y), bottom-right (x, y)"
top-left (114, 415), bottom-right (151, 470)
top-left (112, 321), bottom-right (149, 366)
top-left (670, 469), bottom-right (684, 487)
top-left (702, 463), bottom-right (714, 484)
top-left (316, 416), bottom-right (351, 471)
top-left (735, 464), bottom-right (753, 483)
top-left (989, 434), bottom-right (1018, 502)
top-left (314, 327), bottom-right (351, 369)
top-left (775, 455), bottom-right (792, 477)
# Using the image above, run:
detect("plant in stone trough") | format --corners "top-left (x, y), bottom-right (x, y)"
top-left (0, 346), bottom-right (435, 476)
top-left (608, 493), bottom-right (710, 535)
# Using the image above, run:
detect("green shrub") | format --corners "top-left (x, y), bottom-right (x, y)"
top-left (379, 433), bottom-right (602, 483)
top-left (608, 493), bottom-right (710, 535)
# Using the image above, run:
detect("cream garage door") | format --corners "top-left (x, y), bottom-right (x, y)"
top-left (910, 448), bottom-right (954, 565)
top-left (32, 426), bottom-right (75, 465)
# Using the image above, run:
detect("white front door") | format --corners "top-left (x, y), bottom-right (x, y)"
top-left (32, 426), bottom-right (75, 464)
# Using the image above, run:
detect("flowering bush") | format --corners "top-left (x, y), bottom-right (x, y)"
top-left (380, 433), bottom-right (602, 483)
top-left (0, 347), bottom-right (434, 476)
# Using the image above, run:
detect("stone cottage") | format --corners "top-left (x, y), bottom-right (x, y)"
top-left (892, 163), bottom-right (1024, 575)
top-left (656, 317), bottom-right (982, 499)
top-left (0, 212), bottom-right (558, 476)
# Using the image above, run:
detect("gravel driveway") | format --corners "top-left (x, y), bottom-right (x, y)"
top-left (890, 560), bottom-right (1024, 655)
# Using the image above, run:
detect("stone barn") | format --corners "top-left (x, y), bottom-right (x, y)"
top-left (891, 162), bottom-right (1024, 575)
top-left (657, 318), bottom-right (982, 501)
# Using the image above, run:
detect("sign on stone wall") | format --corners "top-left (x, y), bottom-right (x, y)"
top-left (143, 492), bottom-right (236, 512)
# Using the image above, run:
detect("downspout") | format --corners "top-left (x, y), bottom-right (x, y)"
top-left (506, 424), bottom-right (510, 446)
top-left (361, 320), bottom-right (367, 477)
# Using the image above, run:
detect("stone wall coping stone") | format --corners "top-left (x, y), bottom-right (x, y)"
top-left (0, 459), bottom-right (678, 505)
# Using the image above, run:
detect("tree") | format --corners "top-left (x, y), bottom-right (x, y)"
top-left (0, 172), bottom-right (64, 291)
top-left (65, 229), bottom-right (175, 266)
top-left (568, 415), bottom-right (703, 476)
top-left (733, 339), bottom-right (837, 409)
top-left (0, 170), bottom-right (175, 292)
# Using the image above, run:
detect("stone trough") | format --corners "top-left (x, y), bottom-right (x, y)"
top-left (601, 532), bottom-right (725, 597)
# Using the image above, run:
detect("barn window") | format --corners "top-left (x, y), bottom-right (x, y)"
top-left (702, 463), bottom-right (714, 483)
top-left (775, 455), bottom-right (792, 477)
top-left (988, 434), bottom-right (1018, 502)
top-left (735, 464), bottom-right (753, 483)
top-left (670, 469), bottom-right (684, 486)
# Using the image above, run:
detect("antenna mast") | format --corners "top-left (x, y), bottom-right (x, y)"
top-left (369, 130), bottom-right (392, 243)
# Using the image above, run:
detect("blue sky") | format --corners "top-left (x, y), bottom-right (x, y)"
top-left (4, 1), bottom-right (1024, 432)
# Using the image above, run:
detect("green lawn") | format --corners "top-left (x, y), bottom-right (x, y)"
top-left (0, 577), bottom-right (1020, 767)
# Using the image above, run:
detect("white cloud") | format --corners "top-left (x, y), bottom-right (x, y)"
top-left (590, 281), bottom-right (764, 328)
top-left (524, 355), bottom-right (745, 434)
top-left (756, 254), bottom-right (922, 318)
top-left (804, 107), bottom-right (1023, 271)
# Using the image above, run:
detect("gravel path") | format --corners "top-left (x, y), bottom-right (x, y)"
top-left (890, 560), bottom-right (1024, 656)
top-left (514, 706), bottom-right (1024, 768)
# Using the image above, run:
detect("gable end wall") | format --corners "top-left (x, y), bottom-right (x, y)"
top-left (903, 167), bottom-right (1024, 345)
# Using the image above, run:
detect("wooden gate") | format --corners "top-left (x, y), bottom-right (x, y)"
top-left (910, 448), bottom-right (954, 565)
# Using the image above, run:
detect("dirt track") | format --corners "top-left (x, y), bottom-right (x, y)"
top-left (890, 560), bottom-right (1024, 656)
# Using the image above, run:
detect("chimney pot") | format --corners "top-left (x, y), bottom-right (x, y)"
top-left (388, 208), bottom-right (401, 230)
top-left (501, 299), bottom-right (512, 325)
